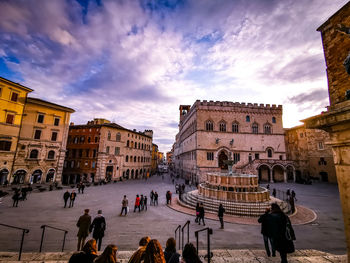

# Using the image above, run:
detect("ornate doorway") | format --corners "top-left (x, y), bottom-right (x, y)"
top-left (218, 151), bottom-right (228, 170)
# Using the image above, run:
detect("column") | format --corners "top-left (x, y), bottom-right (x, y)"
top-left (293, 169), bottom-right (296, 182)
top-left (269, 168), bottom-right (273, 183)
top-left (283, 170), bottom-right (287, 183)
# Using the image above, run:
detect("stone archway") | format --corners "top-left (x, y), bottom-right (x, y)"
top-left (106, 166), bottom-right (113, 181)
top-left (131, 169), bottom-right (134, 179)
top-left (31, 169), bottom-right (42, 184)
top-left (13, 170), bottom-right (27, 184)
top-left (258, 165), bottom-right (271, 182)
top-left (46, 169), bottom-right (55, 182)
top-left (272, 165), bottom-right (284, 182)
top-left (286, 166), bottom-right (294, 182)
top-left (218, 151), bottom-right (228, 170)
top-left (0, 169), bottom-right (9, 185)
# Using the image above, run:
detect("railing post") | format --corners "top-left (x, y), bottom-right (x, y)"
top-left (187, 220), bottom-right (190, 245)
top-left (62, 231), bottom-right (68, 252)
top-left (207, 228), bottom-right (211, 263)
top-left (39, 225), bottom-right (45, 252)
top-left (19, 229), bottom-right (26, 261)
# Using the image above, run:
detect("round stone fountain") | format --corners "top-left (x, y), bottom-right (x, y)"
top-left (179, 161), bottom-right (287, 217)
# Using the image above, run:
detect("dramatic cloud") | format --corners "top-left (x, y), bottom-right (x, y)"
top-left (0, 0), bottom-right (348, 153)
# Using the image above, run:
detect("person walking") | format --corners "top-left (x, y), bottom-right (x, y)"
top-left (272, 189), bottom-right (276, 198)
top-left (144, 196), bottom-right (148, 211)
top-left (134, 195), bottom-right (141, 212)
top-left (166, 191), bottom-right (171, 204)
top-left (76, 209), bottom-right (91, 251)
top-left (63, 190), bottom-right (70, 208)
top-left (150, 190), bottom-right (154, 206)
top-left (198, 203), bottom-right (205, 226)
top-left (89, 210), bottom-right (106, 251)
top-left (154, 192), bottom-right (159, 206)
top-left (140, 195), bottom-right (144, 211)
top-left (12, 190), bottom-right (20, 207)
top-left (268, 203), bottom-right (296, 263)
top-left (69, 190), bottom-right (77, 208)
top-left (258, 208), bottom-right (275, 257)
top-left (120, 195), bottom-right (128, 216)
top-left (218, 204), bottom-right (225, 229)
top-left (81, 183), bottom-right (85, 194)
top-left (195, 203), bottom-right (200, 223)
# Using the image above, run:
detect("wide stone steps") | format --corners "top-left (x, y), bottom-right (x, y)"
top-left (180, 191), bottom-right (275, 217)
top-left (0, 249), bottom-right (346, 263)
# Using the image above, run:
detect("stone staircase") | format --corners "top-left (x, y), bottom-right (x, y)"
top-left (0, 249), bottom-right (346, 263)
top-left (180, 190), bottom-right (288, 217)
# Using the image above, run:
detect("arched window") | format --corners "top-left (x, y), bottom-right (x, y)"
top-left (141, 157), bottom-right (144, 162)
top-left (246, 115), bottom-right (250, 122)
top-left (138, 156), bottom-right (140, 162)
top-left (80, 136), bottom-right (85, 143)
top-left (127, 140), bottom-right (130, 147)
top-left (107, 132), bottom-right (111, 140)
top-left (219, 121), bottom-right (226, 132)
top-left (138, 143), bottom-right (140, 149)
top-left (47, 150), bottom-right (55, 159)
top-left (87, 137), bottom-right (91, 143)
top-left (134, 142), bottom-right (137, 149)
top-left (205, 120), bottom-right (213, 131)
top-left (30, 149), bottom-right (39, 159)
top-left (126, 155), bottom-right (129, 162)
top-left (73, 137), bottom-right (79, 144)
top-left (264, 124), bottom-right (272, 134)
top-left (267, 148), bottom-right (273, 158)
top-left (142, 143), bottom-right (144, 149)
top-left (232, 122), bottom-right (239, 133)
top-left (272, 117), bottom-right (276, 123)
top-left (252, 123), bottom-right (259, 134)
top-left (131, 141), bottom-right (134, 148)
top-left (134, 156), bottom-right (136, 162)
top-left (130, 156), bottom-right (133, 162)
top-left (116, 133), bottom-right (121, 142)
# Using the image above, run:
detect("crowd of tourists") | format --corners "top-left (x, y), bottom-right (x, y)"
top-left (69, 235), bottom-right (202, 263)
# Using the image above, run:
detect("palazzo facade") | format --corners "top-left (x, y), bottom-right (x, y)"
top-left (173, 100), bottom-right (294, 183)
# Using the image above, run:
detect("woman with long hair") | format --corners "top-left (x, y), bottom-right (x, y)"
top-left (164, 237), bottom-right (180, 263)
top-left (182, 243), bottom-right (202, 263)
top-left (143, 239), bottom-right (166, 263)
top-left (94, 244), bottom-right (118, 263)
top-left (128, 236), bottom-right (151, 263)
top-left (69, 239), bottom-right (98, 263)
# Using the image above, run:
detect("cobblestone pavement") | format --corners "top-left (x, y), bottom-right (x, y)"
top-left (0, 175), bottom-right (346, 255)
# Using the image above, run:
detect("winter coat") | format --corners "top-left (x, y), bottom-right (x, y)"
top-left (122, 198), bottom-right (128, 207)
top-left (76, 214), bottom-right (91, 238)
top-left (199, 206), bottom-right (205, 218)
top-left (218, 206), bottom-right (225, 218)
top-left (89, 215), bottom-right (106, 239)
top-left (258, 212), bottom-right (271, 237)
top-left (135, 197), bottom-right (140, 206)
top-left (63, 192), bottom-right (70, 201)
top-left (269, 211), bottom-right (295, 253)
top-left (164, 249), bottom-right (180, 263)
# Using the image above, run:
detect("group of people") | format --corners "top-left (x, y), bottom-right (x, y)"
top-left (165, 191), bottom-right (172, 204)
top-left (76, 209), bottom-right (107, 252)
top-left (194, 203), bottom-right (206, 226)
top-left (268, 185), bottom-right (297, 214)
top-left (63, 190), bottom-right (77, 208)
top-left (258, 203), bottom-right (296, 263)
top-left (134, 194), bottom-right (149, 212)
top-left (150, 190), bottom-right (159, 206)
top-left (11, 187), bottom-right (30, 207)
top-left (70, 235), bottom-right (202, 263)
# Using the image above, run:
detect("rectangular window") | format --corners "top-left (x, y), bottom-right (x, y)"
top-left (106, 146), bottom-right (110, 154)
top-left (37, 114), bottom-right (44, 123)
top-left (0, 140), bottom-right (11, 151)
top-left (255, 153), bottom-right (259, 160)
top-left (79, 149), bottom-right (83, 157)
top-left (6, 114), bottom-right (14, 124)
top-left (34, 130), bottom-right (42, 140)
top-left (86, 149), bottom-right (90, 157)
top-left (54, 117), bottom-right (60, 126)
top-left (92, 161), bottom-right (96, 168)
top-left (233, 153), bottom-right (240, 163)
top-left (115, 147), bottom-right (120, 155)
top-left (11, 92), bottom-right (19, 102)
top-left (318, 142), bottom-right (324, 150)
top-left (51, 132), bottom-right (58, 141)
top-left (207, 152), bottom-right (214, 160)
top-left (93, 149), bottom-right (97, 157)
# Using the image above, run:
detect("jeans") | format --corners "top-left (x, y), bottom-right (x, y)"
top-left (263, 235), bottom-right (275, 256)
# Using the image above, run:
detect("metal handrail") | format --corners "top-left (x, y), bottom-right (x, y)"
top-left (0, 223), bottom-right (29, 260)
top-left (174, 225), bottom-right (181, 250)
top-left (181, 220), bottom-right (190, 250)
top-left (195, 227), bottom-right (213, 263)
top-left (39, 225), bottom-right (68, 252)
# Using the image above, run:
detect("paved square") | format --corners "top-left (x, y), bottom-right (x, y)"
top-left (0, 175), bottom-right (346, 255)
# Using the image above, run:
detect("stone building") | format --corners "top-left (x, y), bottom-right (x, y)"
top-left (173, 100), bottom-right (294, 184)
top-left (63, 118), bottom-right (152, 184)
top-left (0, 77), bottom-right (33, 184)
top-left (151, 143), bottom-right (159, 174)
top-left (285, 125), bottom-right (336, 183)
top-left (12, 98), bottom-right (74, 184)
top-left (302, 2), bottom-right (350, 259)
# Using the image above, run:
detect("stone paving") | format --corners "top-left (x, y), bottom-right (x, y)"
top-left (0, 175), bottom-right (346, 256)
top-left (0, 250), bottom-right (347, 263)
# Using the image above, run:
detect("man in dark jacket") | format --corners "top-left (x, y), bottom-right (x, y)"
top-left (63, 190), bottom-right (70, 208)
top-left (218, 204), bottom-right (225, 229)
top-left (76, 209), bottom-right (91, 251)
top-left (69, 190), bottom-right (77, 208)
top-left (89, 210), bottom-right (106, 251)
top-left (258, 208), bottom-right (275, 257)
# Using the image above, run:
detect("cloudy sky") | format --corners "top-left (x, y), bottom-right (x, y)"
top-left (0, 0), bottom-right (348, 153)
